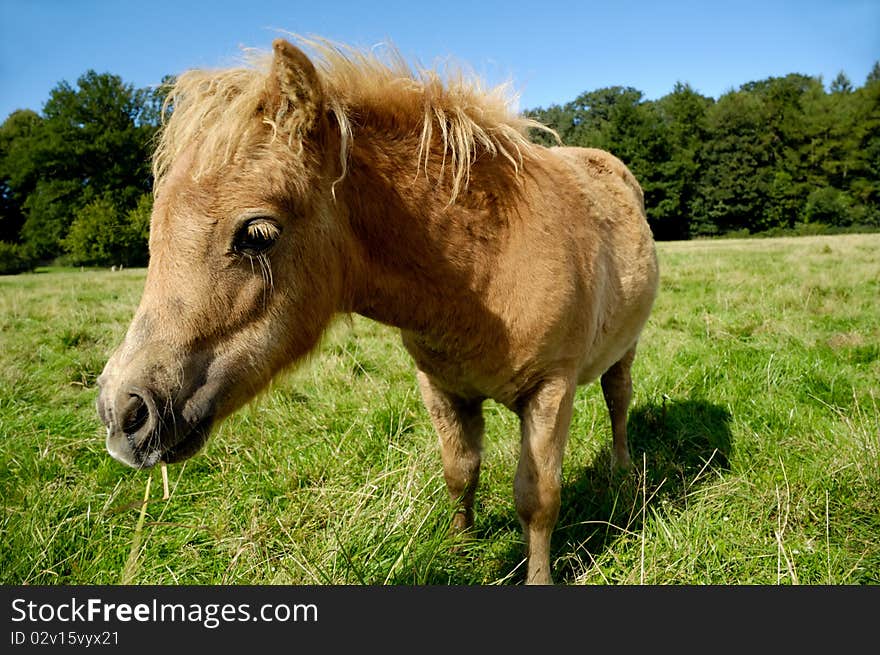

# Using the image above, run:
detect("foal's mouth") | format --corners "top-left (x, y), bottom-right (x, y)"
top-left (105, 416), bottom-right (214, 469)
top-left (158, 420), bottom-right (213, 464)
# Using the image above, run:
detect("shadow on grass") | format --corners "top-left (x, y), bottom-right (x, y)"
top-left (469, 397), bottom-right (733, 584)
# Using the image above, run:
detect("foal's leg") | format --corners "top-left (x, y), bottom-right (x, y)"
top-left (600, 345), bottom-right (637, 471)
top-left (416, 370), bottom-right (484, 531)
top-left (515, 375), bottom-right (575, 585)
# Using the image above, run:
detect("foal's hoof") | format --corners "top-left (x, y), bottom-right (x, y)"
top-left (525, 569), bottom-right (554, 585)
top-left (611, 449), bottom-right (632, 473)
top-left (450, 509), bottom-right (473, 534)
top-left (447, 510), bottom-right (476, 553)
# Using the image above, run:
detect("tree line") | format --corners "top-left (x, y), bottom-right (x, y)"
top-left (1, 64), bottom-right (879, 273)
top-left (528, 66), bottom-right (880, 240)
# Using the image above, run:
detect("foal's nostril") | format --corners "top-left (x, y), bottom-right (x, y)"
top-left (120, 392), bottom-right (151, 438)
top-left (105, 386), bottom-right (164, 467)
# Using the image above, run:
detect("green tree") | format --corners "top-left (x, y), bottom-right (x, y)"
top-left (0, 241), bottom-right (37, 275)
top-left (62, 193), bottom-right (151, 267)
top-left (0, 109), bottom-right (43, 243)
top-left (38, 70), bottom-right (156, 204)
top-left (697, 89), bottom-right (768, 234)
top-left (803, 186), bottom-right (853, 225)
top-left (1, 71), bottom-right (158, 261)
top-left (697, 75), bottom-right (822, 234)
top-left (19, 179), bottom-right (83, 258)
top-left (653, 83), bottom-right (713, 239)
top-left (830, 72), bottom-right (853, 95)
top-left (845, 69), bottom-right (880, 223)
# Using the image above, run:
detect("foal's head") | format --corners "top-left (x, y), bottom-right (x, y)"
top-left (97, 40), bottom-right (344, 467)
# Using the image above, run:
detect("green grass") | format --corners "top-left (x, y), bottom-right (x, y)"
top-left (2, 234), bottom-right (878, 585)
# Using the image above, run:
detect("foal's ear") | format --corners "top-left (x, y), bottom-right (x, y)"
top-left (264, 38), bottom-right (324, 137)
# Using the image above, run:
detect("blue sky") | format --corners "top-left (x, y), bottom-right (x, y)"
top-left (1, 0), bottom-right (878, 120)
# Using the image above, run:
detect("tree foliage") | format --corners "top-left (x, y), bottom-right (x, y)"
top-left (529, 66), bottom-right (880, 238)
top-left (0, 70), bottom-right (159, 270)
top-left (62, 193), bottom-right (151, 266)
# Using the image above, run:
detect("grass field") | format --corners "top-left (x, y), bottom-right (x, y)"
top-left (1, 234), bottom-right (878, 585)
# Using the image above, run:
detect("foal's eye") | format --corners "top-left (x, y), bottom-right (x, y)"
top-left (233, 218), bottom-right (281, 256)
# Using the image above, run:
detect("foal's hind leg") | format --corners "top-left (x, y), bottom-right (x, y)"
top-left (515, 375), bottom-right (576, 585)
top-left (600, 345), bottom-right (637, 471)
top-left (416, 371), bottom-right (484, 532)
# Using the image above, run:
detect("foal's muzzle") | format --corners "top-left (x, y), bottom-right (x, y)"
top-left (97, 375), bottom-right (212, 469)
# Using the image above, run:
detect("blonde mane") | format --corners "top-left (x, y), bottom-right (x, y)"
top-left (153, 36), bottom-right (554, 201)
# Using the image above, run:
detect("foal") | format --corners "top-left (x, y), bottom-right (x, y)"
top-left (97, 38), bottom-right (659, 584)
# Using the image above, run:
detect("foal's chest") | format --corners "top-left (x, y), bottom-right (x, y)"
top-left (399, 329), bottom-right (530, 408)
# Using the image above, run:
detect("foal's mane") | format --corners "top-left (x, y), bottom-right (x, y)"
top-left (153, 36), bottom-right (553, 201)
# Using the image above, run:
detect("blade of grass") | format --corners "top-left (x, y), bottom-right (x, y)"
top-left (120, 474), bottom-right (151, 584)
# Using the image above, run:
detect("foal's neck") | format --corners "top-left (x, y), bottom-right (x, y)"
top-left (340, 129), bottom-right (516, 337)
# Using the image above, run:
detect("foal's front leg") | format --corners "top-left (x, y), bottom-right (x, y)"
top-left (416, 371), bottom-right (484, 531)
top-left (515, 376), bottom-right (576, 585)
